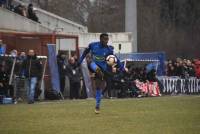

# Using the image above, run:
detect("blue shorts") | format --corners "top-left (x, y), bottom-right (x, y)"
top-left (88, 62), bottom-right (99, 73)
top-left (88, 61), bottom-right (113, 79)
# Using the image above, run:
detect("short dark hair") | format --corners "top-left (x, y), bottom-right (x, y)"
top-left (28, 4), bottom-right (33, 8)
top-left (100, 33), bottom-right (108, 38)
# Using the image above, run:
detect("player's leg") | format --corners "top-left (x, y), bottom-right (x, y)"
top-left (102, 76), bottom-right (112, 98)
top-left (89, 62), bottom-right (104, 79)
top-left (94, 77), bottom-right (106, 114)
top-left (88, 61), bottom-right (106, 113)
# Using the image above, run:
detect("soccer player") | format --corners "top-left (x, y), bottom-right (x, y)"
top-left (78, 33), bottom-right (127, 114)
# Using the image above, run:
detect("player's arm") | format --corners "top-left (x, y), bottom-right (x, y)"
top-left (113, 55), bottom-right (128, 73)
top-left (78, 44), bottom-right (91, 65)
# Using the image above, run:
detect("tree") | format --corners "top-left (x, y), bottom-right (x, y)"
top-left (87, 0), bottom-right (125, 32)
top-left (36, 0), bottom-right (91, 26)
top-left (32, 0), bottom-right (125, 32)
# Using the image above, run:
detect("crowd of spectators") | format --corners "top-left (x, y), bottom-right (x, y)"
top-left (0, 49), bottom-right (43, 104)
top-left (102, 65), bottom-right (159, 98)
top-left (166, 58), bottom-right (200, 78)
top-left (0, 0), bottom-right (39, 23)
top-left (1, 47), bottom-right (200, 101)
top-left (0, 48), bottom-right (85, 103)
top-left (103, 58), bottom-right (200, 98)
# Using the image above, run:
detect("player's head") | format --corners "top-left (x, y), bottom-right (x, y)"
top-left (100, 33), bottom-right (109, 46)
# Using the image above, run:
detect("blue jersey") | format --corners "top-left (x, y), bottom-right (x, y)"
top-left (79, 41), bottom-right (124, 72)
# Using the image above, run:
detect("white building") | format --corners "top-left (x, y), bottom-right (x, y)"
top-left (0, 0), bottom-right (134, 54)
top-left (125, 0), bottom-right (137, 52)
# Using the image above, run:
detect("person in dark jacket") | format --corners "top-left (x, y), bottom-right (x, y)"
top-left (14, 52), bottom-right (26, 77)
top-left (57, 52), bottom-right (67, 94)
top-left (1, 50), bottom-right (18, 98)
top-left (22, 50), bottom-right (42, 104)
top-left (0, 64), bottom-right (9, 96)
top-left (66, 56), bottom-right (82, 99)
top-left (147, 69), bottom-right (157, 82)
top-left (27, 4), bottom-right (39, 22)
top-left (186, 60), bottom-right (195, 77)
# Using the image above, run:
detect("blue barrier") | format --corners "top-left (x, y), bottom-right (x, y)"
top-left (0, 44), bottom-right (6, 54)
top-left (116, 52), bottom-right (166, 76)
top-left (47, 44), bottom-right (61, 93)
top-left (158, 76), bottom-right (200, 94)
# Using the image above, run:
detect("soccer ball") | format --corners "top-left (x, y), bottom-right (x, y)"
top-left (106, 55), bottom-right (117, 66)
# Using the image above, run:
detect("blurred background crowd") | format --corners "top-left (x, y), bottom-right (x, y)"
top-left (1, 48), bottom-right (200, 102)
top-left (0, 0), bottom-right (39, 23)
top-left (166, 58), bottom-right (200, 78)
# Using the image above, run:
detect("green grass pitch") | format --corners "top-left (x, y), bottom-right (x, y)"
top-left (0, 96), bottom-right (200, 134)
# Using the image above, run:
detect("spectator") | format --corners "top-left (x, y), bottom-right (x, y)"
top-left (0, 40), bottom-right (6, 54)
top-left (14, 4), bottom-right (26, 17)
top-left (138, 67), bottom-right (147, 82)
top-left (4, 50), bottom-right (18, 99)
top-left (14, 51), bottom-right (26, 100)
top-left (130, 68), bottom-right (138, 80)
top-left (174, 62), bottom-right (183, 76)
top-left (10, 49), bottom-right (17, 57)
top-left (147, 69), bottom-right (157, 82)
top-left (22, 4), bottom-right (27, 17)
top-left (7, 49), bottom-right (18, 77)
top-left (166, 58), bottom-right (199, 78)
top-left (167, 62), bottom-right (175, 76)
top-left (7, 0), bottom-right (13, 10)
top-left (0, 56), bottom-right (15, 99)
top-left (184, 60), bottom-right (188, 66)
top-left (73, 54), bottom-right (78, 63)
top-left (186, 60), bottom-right (195, 77)
top-left (17, 52), bottom-right (26, 76)
top-left (66, 56), bottom-right (82, 99)
top-left (22, 50), bottom-right (42, 104)
top-left (194, 60), bottom-right (200, 78)
top-left (16, 51), bottom-right (26, 73)
top-left (182, 63), bottom-right (190, 78)
top-left (57, 52), bottom-right (67, 94)
top-left (0, 63), bottom-right (9, 96)
top-left (27, 3), bottom-right (39, 22)
top-left (0, 0), bottom-right (6, 8)
top-left (18, 52), bottom-right (26, 61)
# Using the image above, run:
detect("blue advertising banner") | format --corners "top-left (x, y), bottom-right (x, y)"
top-left (47, 44), bottom-right (60, 93)
top-left (116, 52), bottom-right (166, 76)
top-left (0, 44), bottom-right (6, 54)
top-left (79, 49), bottom-right (93, 98)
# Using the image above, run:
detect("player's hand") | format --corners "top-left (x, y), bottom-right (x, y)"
top-left (112, 67), bottom-right (117, 73)
top-left (121, 67), bottom-right (128, 73)
top-left (124, 67), bottom-right (128, 72)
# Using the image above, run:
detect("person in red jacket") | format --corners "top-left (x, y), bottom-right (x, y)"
top-left (194, 60), bottom-right (200, 78)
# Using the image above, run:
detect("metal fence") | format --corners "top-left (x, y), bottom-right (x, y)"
top-left (0, 55), bottom-right (47, 100)
top-left (158, 76), bottom-right (200, 94)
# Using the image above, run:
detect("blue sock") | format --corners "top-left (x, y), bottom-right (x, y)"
top-left (96, 89), bottom-right (102, 109)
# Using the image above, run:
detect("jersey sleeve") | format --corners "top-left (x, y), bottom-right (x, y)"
top-left (115, 56), bottom-right (125, 71)
top-left (109, 45), bottom-right (125, 71)
top-left (78, 43), bottom-right (92, 65)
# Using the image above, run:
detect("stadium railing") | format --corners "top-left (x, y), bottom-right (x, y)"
top-left (157, 76), bottom-right (200, 94)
